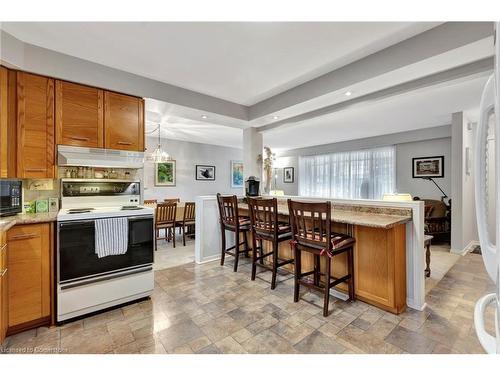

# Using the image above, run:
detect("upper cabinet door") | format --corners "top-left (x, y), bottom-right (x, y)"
top-left (16, 72), bottom-right (55, 179)
top-left (104, 92), bottom-right (144, 151)
top-left (0, 67), bottom-right (8, 178)
top-left (55, 80), bottom-right (104, 148)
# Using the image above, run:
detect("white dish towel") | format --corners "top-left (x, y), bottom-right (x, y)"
top-left (95, 217), bottom-right (129, 258)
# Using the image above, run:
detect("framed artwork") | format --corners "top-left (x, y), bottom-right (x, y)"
top-left (412, 156), bottom-right (444, 178)
top-left (283, 167), bottom-right (294, 183)
top-left (155, 160), bottom-right (176, 186)
top-left (196, 165), bottom-right (216, 181)
top-left (231, 160), bottom-right (244, 188)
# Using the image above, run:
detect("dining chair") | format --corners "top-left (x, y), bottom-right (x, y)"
top-left (177, 202), bottom-right (196, 246)
top-left (144, 199), bottom-right (157, 205)
top-left (164, 198), bottom-right (181, 204)
top-left (155, 202), bottom-right (177, 249)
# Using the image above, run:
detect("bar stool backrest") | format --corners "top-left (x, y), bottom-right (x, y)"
top-left (216, 193), bottom-right (240, 228)
top-left (156, 202), bottom-right (177, 225)
top-left (144, 199), bottom-right (157, 205)
top-left (247, 197), bottom-right (279, 237)
top-left (287, 199), bottom-right (332, 250)
top-left (183, 202), bottom-right (196, 223)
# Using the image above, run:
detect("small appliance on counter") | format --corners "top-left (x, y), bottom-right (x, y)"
top-left (245, 176), bottom-right (260, 197)
top-left (0, 179), bottom-right (22, 217)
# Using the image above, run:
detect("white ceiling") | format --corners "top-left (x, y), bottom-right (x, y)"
top-left (1, 21), bottom-right (440, 105)
top-left (145, 99), bottom-right (243, 148)
top-left (263, 75), bottom-right (488, 151)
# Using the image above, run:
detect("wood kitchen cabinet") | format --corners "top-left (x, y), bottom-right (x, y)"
top-left (16, 72), bottom-right (55, 179)
top-left (0, 230), bottom-right (7, 344)
top-left (104, 91), bottom-right (144, 151)
top-left (7, 223), bottom-right (52, 333)
top-left (0, 67), bottom-right (16, 178)
top-left (55, 80), bottom-right (104, 148)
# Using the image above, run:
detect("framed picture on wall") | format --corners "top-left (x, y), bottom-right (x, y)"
top-left (231, 160), bottom-right (244, 188)
top-left (412, 156), bottom-right (444, 178)
top-left (196, 165), bottom-right (216, 181)
top-left (155, 160), bottom-right (176, 186)
top-left (283, 167), bottom-right (294, 183)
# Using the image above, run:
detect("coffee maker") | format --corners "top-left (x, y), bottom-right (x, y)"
top-left (245, 176), bottom-right (260, 197)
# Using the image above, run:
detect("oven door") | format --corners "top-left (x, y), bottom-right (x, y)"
top-left (58, 216), bottom-right (154, 284)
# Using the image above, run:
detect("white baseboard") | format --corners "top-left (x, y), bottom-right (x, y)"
top-left (196, 254), bottom-right (221, 264)
top-left (451, 241), bottom-right (480, 256)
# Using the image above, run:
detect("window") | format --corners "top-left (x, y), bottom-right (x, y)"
top-left (298, 146), bottom-right (395, 200)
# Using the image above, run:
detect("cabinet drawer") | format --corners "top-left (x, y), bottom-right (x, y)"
top-left (7, 223), bottom-right (51, 328)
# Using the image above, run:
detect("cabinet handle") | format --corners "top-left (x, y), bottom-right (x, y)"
top-left (25, 168), bottom-right (46, 172)
top-left (69, 136), bottom-right (90, 141)
top-left (9, 233), bottom-right (38, 241)
top-left (117, 141), bottom-right (132, 145)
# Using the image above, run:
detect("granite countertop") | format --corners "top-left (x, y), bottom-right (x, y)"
top-left (238, 202), bottom-right (411, 229)
top-left (0, 212), bottom-right (58, 232)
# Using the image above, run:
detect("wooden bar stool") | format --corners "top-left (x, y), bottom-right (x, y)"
top-left (216, 193), bottom-right (251, 272)
top-left (247, 197), bottom-right (294, 289)
top-left (288, 199), bottom-right (355, 317)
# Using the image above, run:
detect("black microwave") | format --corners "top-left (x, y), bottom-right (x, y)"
top-left (0, 179), bottom-right (22, 217)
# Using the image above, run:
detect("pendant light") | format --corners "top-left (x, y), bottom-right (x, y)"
top-left (145, 123), bottom-right (171, 163)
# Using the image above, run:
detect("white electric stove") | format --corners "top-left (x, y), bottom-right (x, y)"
top-left (56, 179), bottom-right (154, 322)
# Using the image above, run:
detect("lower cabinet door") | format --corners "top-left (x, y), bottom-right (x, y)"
top-left (0, 241), bottom-right (7, 344)
top-left (7, 223), bottom-right (52, 330)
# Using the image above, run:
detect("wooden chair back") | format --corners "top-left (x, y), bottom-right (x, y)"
top-left (183, 202), bottom-right (196, 224)
top-left (247, 197), bottom-right (279, 236)
top-left (156, 202), bottom-right (177, 225)
top-left (216, 193), bottom-right (240, 228)
top-left (287, 199), bottom-right (332, 250)
top-left (144, 199), bottom-right (157, 205)
top-left (164, 198), bottom-right (180, 204)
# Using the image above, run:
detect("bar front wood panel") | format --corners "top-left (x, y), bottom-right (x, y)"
top-left (353, 224), bottom-right (406, 313)
top-left (7, 223), bottom-right (52, 330)
top-left (240, 205), bottom-right (407, 314)
top-left (16, 72), bottom-right (55, 179)
top-left (55, 80), bottom-right (104, 148)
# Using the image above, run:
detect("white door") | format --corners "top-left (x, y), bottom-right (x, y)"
top-left (474, 22), bottom-right (500, 354)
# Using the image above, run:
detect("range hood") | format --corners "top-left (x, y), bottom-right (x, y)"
top-left (57, 145), bottom-right (145, 169)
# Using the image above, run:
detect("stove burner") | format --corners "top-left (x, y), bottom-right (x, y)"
top-left (121, 206), bottom-right (142, 211)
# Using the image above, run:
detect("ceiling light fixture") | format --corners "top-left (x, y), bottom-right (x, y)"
top-left (201, 114), bottom-right (208, 119)
top-left (344, 91), bottom-right (352, 96)
top-left (145, 123), bottom-right (170, 163)
top-left (272, 115), bottom-right (279, 120)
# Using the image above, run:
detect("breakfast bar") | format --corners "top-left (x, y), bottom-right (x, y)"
top-left (195, 195), bottom-right (425, 314)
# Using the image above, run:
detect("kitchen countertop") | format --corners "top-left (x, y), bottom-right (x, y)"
top-left (238, 202), bottom-right (411, 229)
top-left (0, 212), bottom-right (58, 232)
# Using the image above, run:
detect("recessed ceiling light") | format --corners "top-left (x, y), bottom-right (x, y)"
top-left (272, 115), bottom-right (279, 120)
top-left (344, 91), bottom-right (352, 97)
top-left (201, 115), bottom-right (208, 119)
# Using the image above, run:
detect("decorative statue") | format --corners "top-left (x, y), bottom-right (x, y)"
top-left (261, 146), bottom-right (275, 194)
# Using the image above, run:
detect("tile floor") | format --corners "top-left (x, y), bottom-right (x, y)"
top-left (154, 233), bottom-right (195, 271)
top-left (1, 250), bottom-right (495, 354)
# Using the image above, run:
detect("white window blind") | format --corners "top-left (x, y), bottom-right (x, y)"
top-left (298, 146), bottom-right (395, 200)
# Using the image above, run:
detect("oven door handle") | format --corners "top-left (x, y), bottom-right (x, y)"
top-left (59, 220), bottom-right (96, 228)
top-left (128, 216), bottom-right (154, 222)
